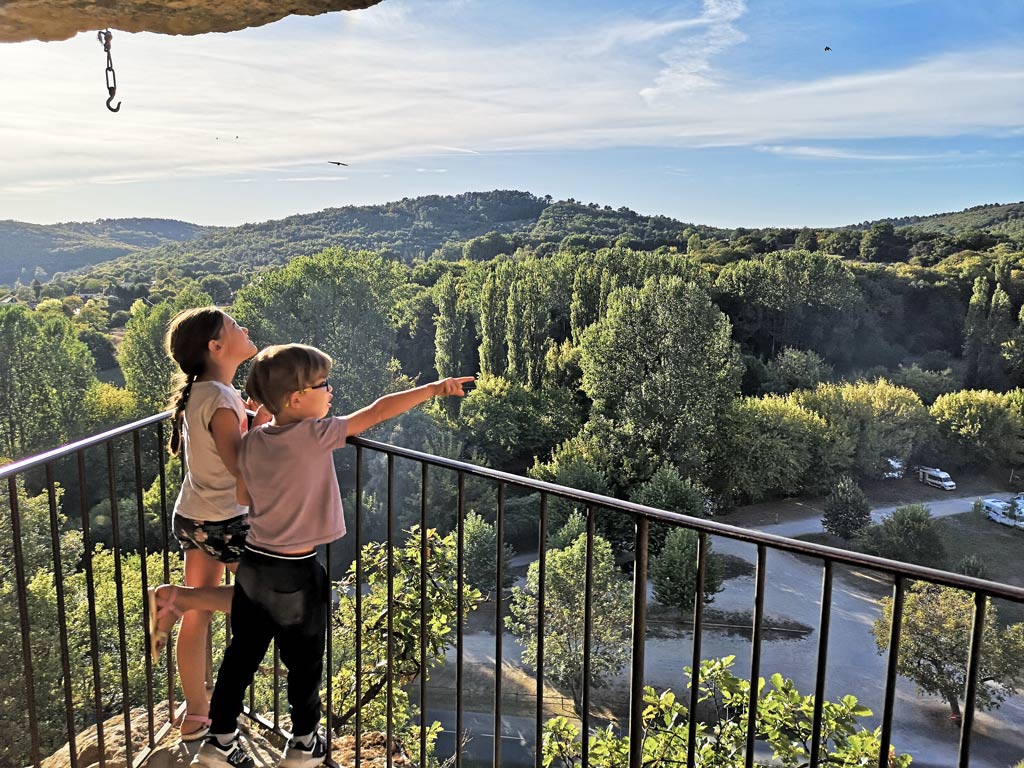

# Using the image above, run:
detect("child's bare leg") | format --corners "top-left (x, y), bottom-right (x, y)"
top-left (175, 549), bottom-right (232, 737)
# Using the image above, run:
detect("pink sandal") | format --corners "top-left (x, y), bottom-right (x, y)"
top-left (145, 585), bottom-right (183, 663)
top-left (178, 713), bottom-right (211, 742)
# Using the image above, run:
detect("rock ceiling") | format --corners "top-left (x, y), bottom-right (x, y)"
top-left (0, 0), bottom-right (385, 43)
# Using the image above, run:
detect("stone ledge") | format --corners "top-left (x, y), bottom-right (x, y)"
top-left (0, 1), bottom-right (385, 44)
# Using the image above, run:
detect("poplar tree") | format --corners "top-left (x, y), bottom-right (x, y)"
top-left (962, 276), bottom-right (990, 388)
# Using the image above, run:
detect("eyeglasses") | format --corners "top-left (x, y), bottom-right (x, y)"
top-left (307, 379), bottom-right (331, 392)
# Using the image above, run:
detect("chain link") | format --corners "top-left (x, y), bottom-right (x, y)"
top-left (97, 29), bottom-right (121, 112)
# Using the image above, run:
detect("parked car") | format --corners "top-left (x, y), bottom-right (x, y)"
top-left (916, 466), bottom-right (956, 491)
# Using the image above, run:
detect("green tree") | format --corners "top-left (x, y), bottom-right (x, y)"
top-left (233, 249), bottom-right (406, 415)
top-left (794, 380), bottom-right (931, 478)
top-left (118, 286), bottom-right (212, 416)
top-left (478, 266), bottom-right (510, 377)
top-left (433, 273), bottom-right (466, 379)
top-left (0, 305), bottom-right (98, 458)
top-left (328, 526), bottom-right (483, 762)
top-left (649, 527), bottom-right (723, 614)
top-left (793, 227), bottom-right (819, 252)
top-left (873, 582), bottom-right (1024, 722)
top-left (459, 375), bottom-right (580, 467)
top-left (507, 532), bottom-right (632, 714)
top-left (580, 276), bottom-right (741, 481)
top-left (930, 389), bottom-right (1024, 468)
top-left (822, 476), bottom-right (871, 539)
top-left (629, 465), bottom-right (710, 554)
top-left (986, 284), bottom-right (1014, 389)
top-left (856, 504), bottom-right (945, 566)
top-left (506, 265), bottom-right (549, 389)
top-left (711, 395), bottom-right (840, 503)
top-left (763, 347), bottom-right (833, 393)
top-left (569, 263), bottom-right (601, 344)
top-left (962, 276), bottom-right (990, 389)
top-left (541, 656), bottom-right (912, 767)
top-left (463, 511), bottom-right (515, 597)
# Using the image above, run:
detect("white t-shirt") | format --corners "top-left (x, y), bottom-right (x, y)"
top-left (172, 380), bottom-right (248, 523)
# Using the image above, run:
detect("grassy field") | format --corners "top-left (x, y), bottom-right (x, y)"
top-left (934, 511), bottom-right (1024, 625)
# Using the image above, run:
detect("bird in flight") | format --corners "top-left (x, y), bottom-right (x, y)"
top-left (824, 46), bottom-right (832, 51)
top-left (328, 161), bottom-right (349, 166)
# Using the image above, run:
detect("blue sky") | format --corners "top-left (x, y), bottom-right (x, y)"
top-left (0, 0), bottom-right (1021, 228)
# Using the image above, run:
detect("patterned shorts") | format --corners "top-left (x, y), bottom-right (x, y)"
top-left (172, 513), bottom-right (249, 563)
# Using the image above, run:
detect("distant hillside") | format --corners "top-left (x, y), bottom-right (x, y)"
top-left (849, 202), bottom-right (1024, 236)
top-left (0, 218), bottom-right (219, 285)
top-left (3, 193), bottom-right (1020, 290)
top-left (31, 191), bottom-right (731, 287)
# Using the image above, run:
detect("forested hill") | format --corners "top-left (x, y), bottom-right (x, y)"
top-left (0, 191), bottom-right (733, 288)
top-left (2, 191), bottom-right (1023, 291)
top-left (0, 217), bottom-right (219, 285)
top-left (846, 202), bottom-right (1024, 236)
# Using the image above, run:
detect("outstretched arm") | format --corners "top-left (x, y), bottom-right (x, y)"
top-left (344, 376), bottom-right (474, 437)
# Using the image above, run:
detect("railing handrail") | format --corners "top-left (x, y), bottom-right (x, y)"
top-left (3, 416), bottom-right (1021, 603)
top-left (0, 410), bottom-right (173, 479)
top-left (349, 435), bottom-right (1024, 604)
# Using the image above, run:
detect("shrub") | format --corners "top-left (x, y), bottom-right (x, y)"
top-left (856, 504), bottom-right (945, 566)
top-left (822, 476), bottom-right (871, 539)
top-left (650, 527), bottom-right (723, 614)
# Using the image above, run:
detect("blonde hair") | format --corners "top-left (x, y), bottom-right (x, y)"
top-left (164, 306), bottom-right (226, 455)
top-left (246, 344), bottom-right (332, 415)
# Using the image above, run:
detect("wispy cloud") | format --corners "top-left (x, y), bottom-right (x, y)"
top-left (0, 1), bottom-right (1021, 219)
top-left (754, 145), bottom-right (967, 162)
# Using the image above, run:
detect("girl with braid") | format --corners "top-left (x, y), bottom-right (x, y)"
top-left (147, 306), bottom-right (263, 742)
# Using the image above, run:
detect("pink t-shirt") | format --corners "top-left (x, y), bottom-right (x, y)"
top-left (237, 416), bottom-right (349, 553)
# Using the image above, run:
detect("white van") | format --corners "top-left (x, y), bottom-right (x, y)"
top-left (917, 466), bottom-right (956, 491)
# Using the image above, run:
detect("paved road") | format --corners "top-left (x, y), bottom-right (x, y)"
top-left (444, 491), bottom-right (1024, 767)
top-left (736, 491), bottom-right (1015, 539)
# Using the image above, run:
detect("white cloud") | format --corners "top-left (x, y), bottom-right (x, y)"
top-left (0, 2), bottom-right (1020, 211)
top-left (754, 146), bottom-right (965, 162)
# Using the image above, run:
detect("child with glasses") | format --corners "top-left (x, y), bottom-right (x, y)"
top-left (147, 306), bottom-right (265, 742)
top-left (192, 343), bottom-right (472, 768)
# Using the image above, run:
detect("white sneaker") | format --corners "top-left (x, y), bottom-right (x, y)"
top-left (190, 733), bottom-right (256, 768)
top-left (278, 731), bottom-right (328, 768)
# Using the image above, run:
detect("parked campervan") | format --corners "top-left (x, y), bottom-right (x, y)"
top-left (916, 466), bottom-right (956, 490)
top-left (983, 499), bottom-right (1016, 527)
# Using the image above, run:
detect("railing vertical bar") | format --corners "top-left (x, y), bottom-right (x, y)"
top-left (744, 544), bottom-right (767, 767)
top-left (155, 422), bottom-right (176, 720)
top-left (957, 590), bottom-right (987, 767)
top-left (45, 462), bottom-right (78, 768)
top-left (325, 537), bottom-right (334, 762)
top-left (133, 431), bottom-right (156, 745)
top-left (878, 575), bottom-right (905, 767)
top-left (273, 641), bottom-right (281, 730)
top-left (387, 453), bottom-right (396, 768)
top-left (627, 515), bottom-right (649, 768)
top-left (106, 441), bottom-right (134, 767)
top-left (581, 504), bottom-right (595, 768)
top-left (456, 471), bottom-right (465, 768)
top-left (355, 444), bottom-right (364, 767)
top-left (420, 462), bottom-right (429, 767)
top-left (686, 531), bottom-right (709, 768)
top-left (78, 451), bottom-right (106, 766)
top-left (809, 560), bottom-right (833, 768)
top-left (535, 493), bottom-right (548, 768)
top-left (494, 480), bottom-right (505, 768)
top-left (8, 475), bottom-right (42, 767)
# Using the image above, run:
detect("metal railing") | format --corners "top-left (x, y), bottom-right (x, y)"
top-left (3, 413), bottom-right (1024, 768)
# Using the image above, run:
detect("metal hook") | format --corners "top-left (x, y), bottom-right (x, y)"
top-left (106, 93), bottom-right (121, 112)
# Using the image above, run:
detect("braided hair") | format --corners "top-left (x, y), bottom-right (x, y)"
top-left (164, 307), bottom-right (226, 456)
